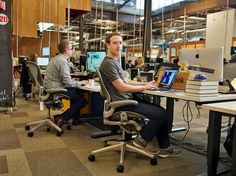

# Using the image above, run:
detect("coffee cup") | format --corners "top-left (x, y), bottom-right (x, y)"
top-left (88, 79), bottom-right (94, 86)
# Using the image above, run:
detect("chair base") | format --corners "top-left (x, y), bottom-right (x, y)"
top-left (88, 140), bottom-right (158, 173)
top-left (25, 118), bottom-right (63, 137)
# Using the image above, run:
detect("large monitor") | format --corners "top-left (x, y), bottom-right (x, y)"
top-left (179, 48), bottom-right (224, 81)
top-left (42, 47), bottom-right (50, 56)
top-left (37, 57), bottom-right (49, 68)
top-left (86, 51), bottom-right (106, 72)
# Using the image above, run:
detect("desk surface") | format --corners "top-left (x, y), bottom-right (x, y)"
top-left (202, 101), bottom-right (236, 115)
top-left (144, 90), bottom-right (236, 103)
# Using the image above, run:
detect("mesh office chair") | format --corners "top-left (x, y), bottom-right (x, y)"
top-left (88, 67), bottom-right (157, 173)
top-left (221, 62), bottom-right (236, 133)
top-left (24, 61), bottom-right (70, 137)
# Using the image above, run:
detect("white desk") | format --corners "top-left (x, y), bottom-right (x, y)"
top-left (143, 90), bottom-right (236, 132)
top-left (202, 101), bottom-right (236, 176)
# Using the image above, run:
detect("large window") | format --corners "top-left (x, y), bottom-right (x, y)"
top-left (136, 0), bottom-right (186, 10)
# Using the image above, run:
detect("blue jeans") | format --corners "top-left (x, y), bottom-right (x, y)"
top-left (60, 87), bottom-right (87, 122)
top-left (117, 95), bottom-right (169, 148)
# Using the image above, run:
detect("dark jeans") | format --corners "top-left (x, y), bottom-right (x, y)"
top-left (60, 87), bottom-right (87, 122)
top-left (117, 94), bottom-right (170, 148)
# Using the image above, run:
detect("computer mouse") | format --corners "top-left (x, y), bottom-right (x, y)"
top-left (194, 74), bottom-right (206, 81)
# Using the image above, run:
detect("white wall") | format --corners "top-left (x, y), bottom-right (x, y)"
top-left (206, 9), bottom-right (236, 61)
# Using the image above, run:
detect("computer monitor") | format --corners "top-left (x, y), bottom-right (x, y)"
top-left (79, 55), bottom-right (87, 72)
top-left (231, 46), bottom-right (236, 55)
top-left (86, 51), bottom-right (106, 72)
top-left (42, 47), bottom-right (50, 56)
top-left (37, 57), bottom-right (49, 68)
top-left (18, 56), bottom-right (28, 64)
top-left (179, 48), bottom-right (224, 81)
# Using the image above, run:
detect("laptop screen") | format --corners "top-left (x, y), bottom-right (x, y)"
top-left (160, 69), bottom-right (178, 88)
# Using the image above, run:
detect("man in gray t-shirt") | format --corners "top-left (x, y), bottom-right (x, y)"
top-left (100, 32), bottom-right (181, 157)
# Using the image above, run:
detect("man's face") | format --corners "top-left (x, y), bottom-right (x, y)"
top-left (65, 44), bottom-right (73, 57)
top-left (106, 35), bottom-right (122, 57)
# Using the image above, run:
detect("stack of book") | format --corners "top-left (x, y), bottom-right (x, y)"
top-left (185, 80), bottom-right (219, 97)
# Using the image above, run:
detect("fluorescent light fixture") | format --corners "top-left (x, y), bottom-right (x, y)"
top-left (38, 22), bottom-right (54, 32)
top-left (188, 16), bottom-right (206, 21)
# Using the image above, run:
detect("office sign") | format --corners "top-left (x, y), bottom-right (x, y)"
top-left (0, 0), bottom-right (12, 107)
top-left (0, 13), bottom-right (9, 25)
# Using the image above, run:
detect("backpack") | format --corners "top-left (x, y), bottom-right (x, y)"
top-left (223, 124), bottom-right (235, 157)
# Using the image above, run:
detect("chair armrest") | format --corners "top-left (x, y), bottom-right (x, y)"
top-left (109, 100), bottom-right (138, 109)
top-left (46, 88), bottom-right (67, 94)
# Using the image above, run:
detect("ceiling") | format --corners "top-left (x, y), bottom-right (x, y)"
top-left (54, 0), bottom-right (233, 49)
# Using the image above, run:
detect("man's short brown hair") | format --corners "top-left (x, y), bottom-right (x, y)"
top-left (105, 32), bottom-right (121, 44)
top-left (58, 40), bottom-right (69, 53)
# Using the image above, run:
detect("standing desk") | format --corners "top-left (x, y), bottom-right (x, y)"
top-left (143, 90), bottom-right (236, 132)
top-left (201, 101), bottom-right (236, 176)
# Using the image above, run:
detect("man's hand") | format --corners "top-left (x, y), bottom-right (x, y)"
top-left (143, 82), bottom-right (158, 90)
top-left (81, 80), bottom-right (88, 86)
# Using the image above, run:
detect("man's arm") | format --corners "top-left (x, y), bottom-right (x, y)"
top-left (112, 79), bottom-right (156, 93)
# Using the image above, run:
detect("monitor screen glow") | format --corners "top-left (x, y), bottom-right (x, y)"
top-left (42, 47), bottom-right (50, 56)
top-left (179, 48), bottom-right (224, 81)
top-left (37, 57), bottom-right (49, 67)
top-left (87, 51), bottom-right (106, 72)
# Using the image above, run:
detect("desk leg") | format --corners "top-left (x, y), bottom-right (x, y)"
top-left (166, 97), bottom-right (186, 133)
top-left (207, 111), bottom-right (222, 176)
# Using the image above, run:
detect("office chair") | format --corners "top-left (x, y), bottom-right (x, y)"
top-left (88, 68), bottom-right (157, 173)
top-left (221, 62), bottom-right (236, 133)
top-left (25, 61), bottom-right (44, 101)
top-left (24, 62), bottom-right (71, 137)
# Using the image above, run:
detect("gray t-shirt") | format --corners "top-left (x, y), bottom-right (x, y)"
top-left (100, 56), bottom-right (132, 101)
top-left (44, 54), bottom-right (81, 89)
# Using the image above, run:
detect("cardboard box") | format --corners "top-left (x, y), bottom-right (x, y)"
top-left (173, 71), bottom-right (190, 90)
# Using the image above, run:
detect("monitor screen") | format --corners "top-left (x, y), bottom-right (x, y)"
top-left (37, 57), bottom-right (49, 67)
top-left (179, 48), bottom-right (224, 81)
top-left (42, 47), bottom-right (50, 56)
top-left (18, 56), bottom-right (28, 64)
top-left (87, 51), bottom-right (106, 72)
top-left (160, 69), bottom-right (178, 88)
top-left (231, 46), bottom-right (236, 55)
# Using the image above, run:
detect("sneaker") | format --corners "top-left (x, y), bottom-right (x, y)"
top-left (159, 147), bottom-right (181, 158)
top-left (133, 135), bottom-right (160, 155)
top-left (54, 115), bottom-right (64, 128)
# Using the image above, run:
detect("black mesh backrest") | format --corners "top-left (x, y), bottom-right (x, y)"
top-left (95, 67), bottom-right (111, 103)
top-left (25, 61), bottom-right (44, 88)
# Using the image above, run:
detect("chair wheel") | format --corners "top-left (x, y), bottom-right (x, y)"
top-left (150, 158), bottom-right (158, 165)
top-left (28, 132), bottom-right (33, 137)
top-left (116, 165), bottom-right (124, 173)
top-left (88, 154), bottom-right (95, 162)
top-left (25, 125), bottom-right (30, 130)
top-left (47, 127), bottom-right (51, 132)
top-left (56, 131), bottom-right (62, 136)
top-left (67, 125), bottom-right (71, 130)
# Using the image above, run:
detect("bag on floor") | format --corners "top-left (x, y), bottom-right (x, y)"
top-left (223, 124), bottom-right (235, 157)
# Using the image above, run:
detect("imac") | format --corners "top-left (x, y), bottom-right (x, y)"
top-left (179, 48), bottom-right (224, 81)
top-left (42, 47), bottom-right (50, 56)
top-left (37, 57), bottom-right (49, 69)
top-left (86, 51), bottom-right (106, 72)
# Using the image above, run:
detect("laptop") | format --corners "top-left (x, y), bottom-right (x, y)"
top-left (158, 69), bottom-right (179, 91)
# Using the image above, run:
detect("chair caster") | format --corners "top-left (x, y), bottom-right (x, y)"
top-left (56, 131), bottom-right (62, 136)
top-left (47, 127), bottom-right (51, 132)
top-left (116, 164), bottom-right (124, 173)
top-left (150, 158), bottom-right (158, 165)
top-left (28, 132), bottom-right (33, 137)
top-left (25, 125), bottom-right (30, 130)
top-left (88, 154), bottom-right (95, 162)
top-left (67, 125), bottom-right (71, 130)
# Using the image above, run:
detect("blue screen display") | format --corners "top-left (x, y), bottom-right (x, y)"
top-left (87, 51), bottom-right (106, 72)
